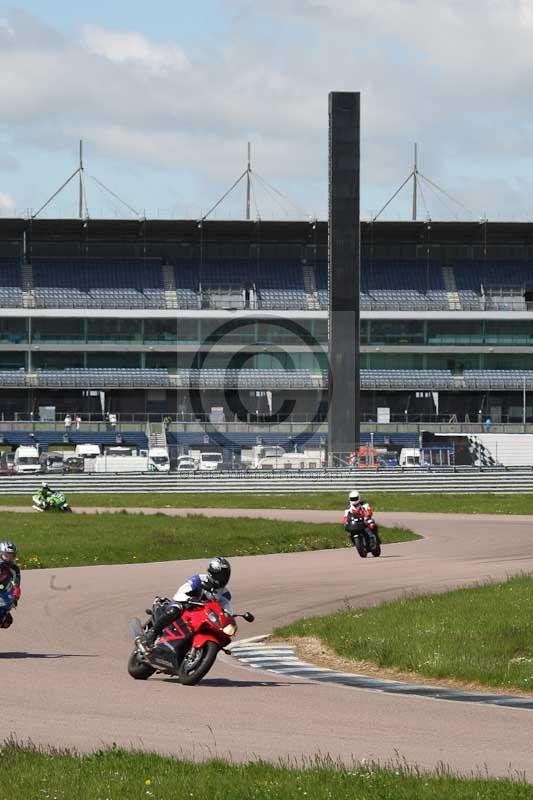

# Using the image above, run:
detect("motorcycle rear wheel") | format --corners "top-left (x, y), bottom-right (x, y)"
top-left (127, 649), bottom-right (156, 680)
top-left (178, 641), bottom-right (219, 685)
top-left (371, 543), bottom-right (381, 557)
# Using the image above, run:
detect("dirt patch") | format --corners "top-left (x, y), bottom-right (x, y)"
top-left (272, 636), bottom-right (533, 698)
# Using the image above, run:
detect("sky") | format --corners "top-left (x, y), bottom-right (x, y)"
top-left (1, 1), bottom-right (533, 221)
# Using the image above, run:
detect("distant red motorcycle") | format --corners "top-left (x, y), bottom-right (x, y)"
top-left (344, 513), bottom-right (382, 558)
top-left (128, 597), bottom-right (254, 685)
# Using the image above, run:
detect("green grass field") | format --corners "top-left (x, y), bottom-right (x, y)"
top-left (3, 742), bottom-right (531, 800)
top-left (277, 574), bottom-right (533, 692)
top-left (0, 491), bottom-right (531, 514)
top-left (6, 511), bottom-right (416, 569)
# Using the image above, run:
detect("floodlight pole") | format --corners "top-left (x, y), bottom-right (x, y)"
top-left (246, 142), bottom-right (251, 221)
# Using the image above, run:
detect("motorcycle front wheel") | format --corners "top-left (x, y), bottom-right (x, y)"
top-left (371, 543), bottom-right (381, 557)
top-left (178, 641), bottom-right (219, 685)
top-left (127, 649), bottom-right (156, 680)
top-left (355, 538), bottom-right (368, 558)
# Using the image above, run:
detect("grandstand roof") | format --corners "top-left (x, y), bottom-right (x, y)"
top-left (2, 219), bottom-right (533, 246)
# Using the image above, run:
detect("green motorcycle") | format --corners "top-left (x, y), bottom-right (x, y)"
top-left (32, 492), bottom-right (71, 513)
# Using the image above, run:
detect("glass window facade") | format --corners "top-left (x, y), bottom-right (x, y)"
top-left (145, 319), bottom-right (177, 343)
top-left (87, 319), bottom-right (142, 343)
top-left (32, 351), bottom-right (84, 369)
top-left (0, 318), bottom-right (27, 344)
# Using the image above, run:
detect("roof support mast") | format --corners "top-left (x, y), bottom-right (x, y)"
top-left (246, 142), bottom-right (251, 221)
top-left (32, 140), bottom-right (140, 219)
top-left (412, 142), bottom-right (418, 221)
top-left (79, 139), bottom-right (84, 220)
top-left (372, 144), bottom-right (474, 222)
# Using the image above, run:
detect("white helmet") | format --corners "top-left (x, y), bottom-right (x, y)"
top-left (349, 489), bottom-right (360, 503)
top-left (41, 481), bottom-right (49, 489)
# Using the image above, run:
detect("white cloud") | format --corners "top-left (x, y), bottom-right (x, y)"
top-left (82, 25), bottom-right (189, 73)
top-left (0, 191), bottom-right (15, 210)
top-left (0, 17), bottom-right (14, 37)
top-left (1, 4), bottom-right (533, 218)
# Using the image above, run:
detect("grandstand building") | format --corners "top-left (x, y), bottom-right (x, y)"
top-left (1, 217), bottom-right (533, 445)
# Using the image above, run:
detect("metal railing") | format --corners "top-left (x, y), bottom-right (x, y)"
top-left (2, 467), bottom-right (533, 494)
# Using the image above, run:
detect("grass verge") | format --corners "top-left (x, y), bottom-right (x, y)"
top-left (6, 512), bottom-right (416, 570)
top-left (0, 491), bottom-right (532, 514)
top-left (276, 574), bottom-right (533, 693)
top-left (2, 742), bottom-right (531, 799)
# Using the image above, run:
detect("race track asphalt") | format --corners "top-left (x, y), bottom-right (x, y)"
top-left (3, 509), bottom-right (533, 779)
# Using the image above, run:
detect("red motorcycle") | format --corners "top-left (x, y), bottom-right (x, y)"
top-left (128, 597), bottom-right (254, 685)
top-left (344, 513), bottom-right (382, 558)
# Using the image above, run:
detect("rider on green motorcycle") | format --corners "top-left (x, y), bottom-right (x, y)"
top-left (37, 482), bottom-right (54, 506)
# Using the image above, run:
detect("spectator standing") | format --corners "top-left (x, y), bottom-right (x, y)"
top-left (75, 415), bottom-right (81, 431)
top-left (64, 414), bottom-right (72, 432)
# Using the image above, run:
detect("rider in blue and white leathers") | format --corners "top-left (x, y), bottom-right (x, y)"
top-left (136, 557), bottom-right (232, 653)
top-left (173, 573), bottom-right (232, 611)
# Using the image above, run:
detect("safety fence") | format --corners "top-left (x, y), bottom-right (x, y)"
top-left (2, 467), bottom-right (533, 494)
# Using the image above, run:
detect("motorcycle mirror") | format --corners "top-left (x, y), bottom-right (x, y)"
top-left (243, 612), bottom-right (255, 623)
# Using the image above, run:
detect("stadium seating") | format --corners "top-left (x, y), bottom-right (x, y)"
top-left (359, 370), bottom-right (453, 389)
top-left (194, 261), bottom-right (307, 310)
top-left (174, 262), bottom-right (199, 307)
top-left (166, 430), bottom-right (419, 451)
top-left (32, 259), bottom-right (165, 308)
top-left (0, 255), bottom-right (530, 312)
top-left (36, 369), bottom-right (171, 387)
top-left (2, 430), bottom-right (148, 450)
top-left (453, 261), bottom-right (533, 309)
top-left (316, 260), bottom-right (448, 310)
top-left (0, 428), bottom-right (418, 452)
top-left (5, 255), bottom-right (533, 312)
top-left (464, 370), bottom-right (533, 389)
top-left (0, 368), bottom-right (26, 387)
top-left (0, 259), bottom-right (23, 306)
top-left (180, 368), bottom-right (314, 388)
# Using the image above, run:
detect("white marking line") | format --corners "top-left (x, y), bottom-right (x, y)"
top-left (235, 653), bottom-right (296, 660)
top-left (236, 657), bottom-right (300, 664)
top-left (231, 647), bottom-right (294, 653)
top-left (272, 666), bottom-right (333, 673)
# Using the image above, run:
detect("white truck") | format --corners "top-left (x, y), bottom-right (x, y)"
top-left (14, 445), bottom-right (41, 474)
top-left (247, 445), bottom-right (323, 471)
top-left (148, 446), bottom-right (170, 472)
top-left (92, 455), bottom-right (149, 473)
top-left (255, 453), bottom-right (322, 470)
top-left (399, 447), bottom-right (421, 468)
top-left (75, 444), bottom-right (101, 460)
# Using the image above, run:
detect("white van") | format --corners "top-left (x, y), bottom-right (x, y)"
top-left (148, 447), bottom-right (170, 472)
top-left (399, 447), bottom-right (421, 468)
top-left (198, 452), bottom-right (223, 471)
top-left (14, 445), bottom-right (41, 474)
top-left (177, 456), bottom-right (196, 473)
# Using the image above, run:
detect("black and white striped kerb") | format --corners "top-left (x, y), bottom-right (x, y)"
top-left (229, 640), bottom-right (533, 710)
